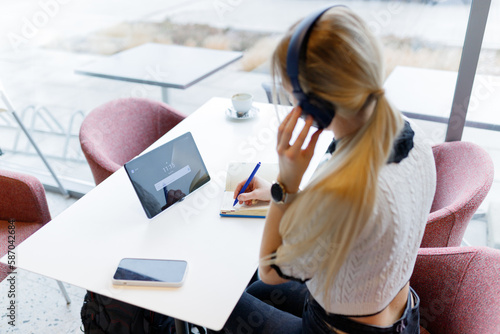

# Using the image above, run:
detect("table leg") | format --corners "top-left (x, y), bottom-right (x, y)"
top-left (175, 318), bottom-right (190, 334)
top-left (56, 280), bottom-right (71, 304)
top-left (161, 87), bottom-right (169, 103)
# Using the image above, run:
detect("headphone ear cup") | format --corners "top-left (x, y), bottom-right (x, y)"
top-left (300, 96), bottom-right (335, 129)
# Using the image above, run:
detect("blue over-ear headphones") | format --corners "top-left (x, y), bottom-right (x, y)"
top-left (286, 5), bottom-right (343, 129)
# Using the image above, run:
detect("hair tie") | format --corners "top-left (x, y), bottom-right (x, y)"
top-left (373, 88), bottom-right (385, 98)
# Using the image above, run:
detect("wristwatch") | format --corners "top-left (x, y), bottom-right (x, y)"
top-left (271, 181), bottom-right (299, 204)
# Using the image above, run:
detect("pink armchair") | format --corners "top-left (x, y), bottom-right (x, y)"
top-left (0, 169), bottom-right (71, 303)
top-left (0, 169), bottom-right (50, 281)
top-left (421, 142), bottom-right (494, 247)
top-left (79, 98), bottom-right (186, 185)
top-left (411, 246), bottom-right (500, 333)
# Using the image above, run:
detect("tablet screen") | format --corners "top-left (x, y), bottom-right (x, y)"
top-left (124, 132), bottom-right (210, 218)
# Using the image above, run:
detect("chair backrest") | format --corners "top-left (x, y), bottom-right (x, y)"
top-left (411, 246), bottom-right (500, 334)
top-left (261, 82), bottom-right (292, 106)
top-left (79, 98), bottom-right (186, 185)
top-left (0, 169), bottom-right (51, 224)
top-left (0, 169), bottom-right (51, 281)
top-left (420, 141), bottom-right (494, 247)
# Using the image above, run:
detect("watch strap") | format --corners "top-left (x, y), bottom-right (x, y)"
top-left (283, 191), bottom-right (298, 204)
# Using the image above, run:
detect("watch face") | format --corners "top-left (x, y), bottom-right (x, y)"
top-left (271, 182), bottom-right (284, 202)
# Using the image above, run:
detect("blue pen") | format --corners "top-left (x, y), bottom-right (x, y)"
top-left (233, 162), bottom-right (261, 206)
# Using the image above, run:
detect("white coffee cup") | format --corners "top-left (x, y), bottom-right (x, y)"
top-left (231, 93), bottom-right (253, 116)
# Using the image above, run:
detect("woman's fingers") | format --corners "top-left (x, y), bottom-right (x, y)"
top-left (233, 177), bottom-right (272, 205)
top-left (233, 178), bottom-right (250, 199)
top-left (277, 108), bottom-right (301, 154)
top-left (237, 191), bottom-right (254, 203)
top-left (288, 115), bottom-right (314, 155)
top-left (304, 128), bottom-right (323, 160)
top-left (233, 182), bottom-right (243, 199)
top-left (278, 111), bottom-right (317, 159)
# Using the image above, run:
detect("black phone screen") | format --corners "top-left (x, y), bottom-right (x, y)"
top-left (113, 258), bottom-right (187, 284)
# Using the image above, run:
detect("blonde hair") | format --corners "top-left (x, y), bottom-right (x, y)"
top-left (267, 7), bottom-right (404, 298)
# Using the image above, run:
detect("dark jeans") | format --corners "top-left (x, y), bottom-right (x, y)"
top-left (209, 281), bottom-right (420, 334)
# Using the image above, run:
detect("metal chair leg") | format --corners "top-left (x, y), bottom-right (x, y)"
top-left (56, 280), bottom-right (71, 304)
top-left (0, 92), bottom-right (69, 197)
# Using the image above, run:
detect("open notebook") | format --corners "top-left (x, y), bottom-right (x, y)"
top-left (220, 162), bottom-right (278, 218)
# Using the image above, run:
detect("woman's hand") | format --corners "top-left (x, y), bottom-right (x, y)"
top-left (276, 107), bottom-right (323, 193)
top-left (233, 176), bottom-right (271, 206)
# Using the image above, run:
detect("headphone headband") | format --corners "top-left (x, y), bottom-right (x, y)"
top-left (287, 6), bottom-right (336, 93)
top-left (286, 5), bottom-right (345, 129)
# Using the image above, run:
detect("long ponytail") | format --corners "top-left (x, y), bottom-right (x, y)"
top-left (274, 93), bottom-right (402, 298)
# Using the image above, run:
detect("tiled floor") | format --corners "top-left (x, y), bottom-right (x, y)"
top-left (0, 0), bottom-right (499, 332)
top-left (0, 270), bottom-right (85, 333)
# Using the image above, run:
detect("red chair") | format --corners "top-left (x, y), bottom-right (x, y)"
top-left (411, 246), bottom-right (500, 334)
top-left (0, 169), bottom-right (71, 303)
top-left (421, 141), bottom-right (494, 247)
top-left (79, 98), bottom-right (186, 185)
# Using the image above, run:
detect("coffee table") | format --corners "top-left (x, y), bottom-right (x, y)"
top-left (384, 66), bottom-right (500, 132)
top-left (75, 43), bottom-right (243, 103)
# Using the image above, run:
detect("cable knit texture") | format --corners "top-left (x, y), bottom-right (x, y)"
top-left (421, 141), bottom-right (494, 247)
top-left (279, 123), bottom-right (436, 316)
top-left (80, 98), bottom-right (186, 185)
top-left (0, 169), bottom-right (50, 281)
top-left (411, 247), bottom-right (500, 334)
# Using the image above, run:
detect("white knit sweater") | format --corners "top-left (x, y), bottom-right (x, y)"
top-left (278, 124), bottom-right (436, 316)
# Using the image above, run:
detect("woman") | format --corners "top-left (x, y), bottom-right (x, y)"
top-left (212, 6), bottom-right (436, 334)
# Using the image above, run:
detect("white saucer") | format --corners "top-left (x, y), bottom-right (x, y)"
top-left (225, 106), bottom-right (259, 120)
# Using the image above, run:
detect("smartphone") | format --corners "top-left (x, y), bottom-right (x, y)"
top-left (112, 258), bottom-right (188, 287)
